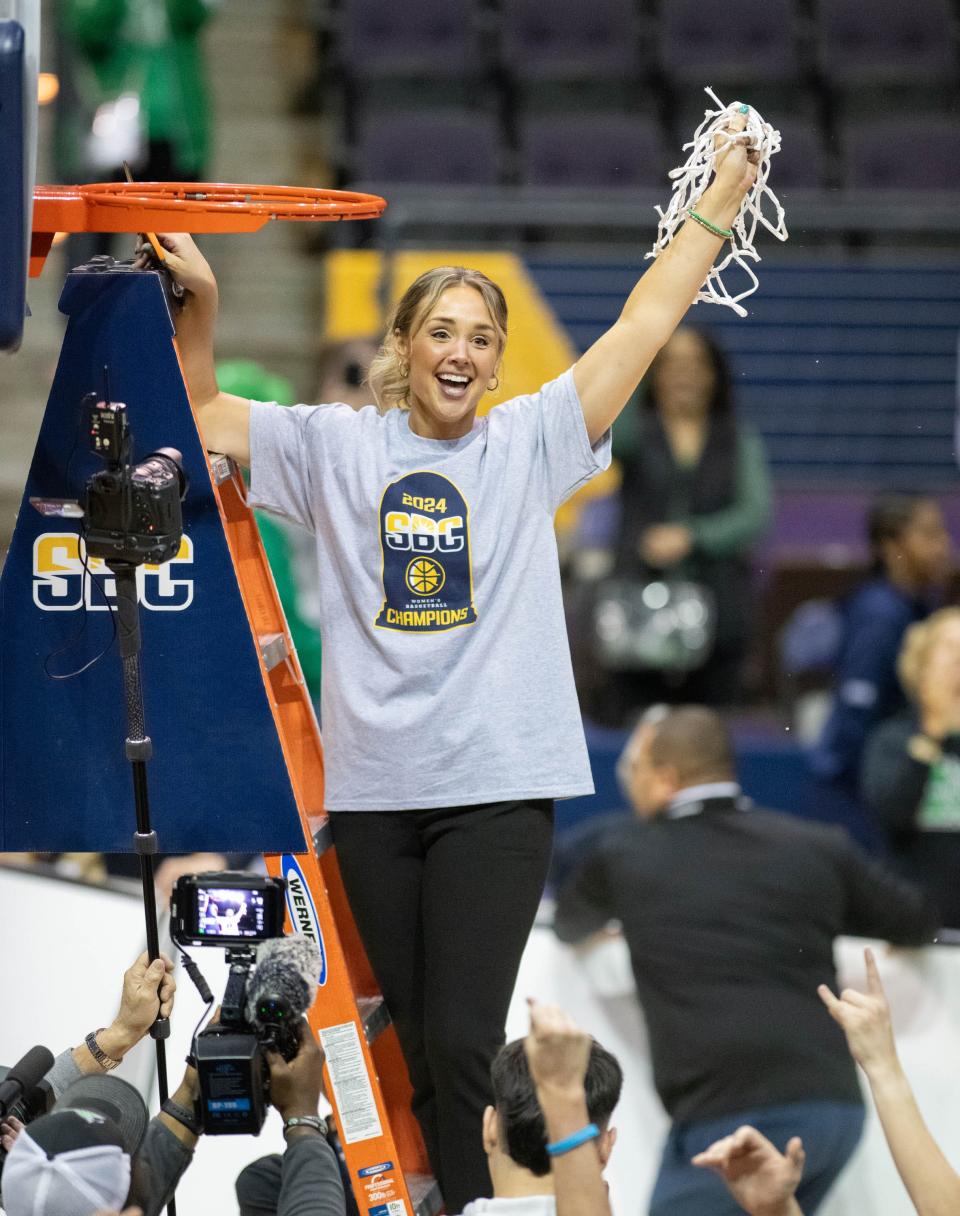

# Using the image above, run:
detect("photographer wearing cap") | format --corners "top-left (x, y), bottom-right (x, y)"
top-left (1, 1073), bottom-right (149, 1216)
top-left (0, 949), bottom-right (197, 1216)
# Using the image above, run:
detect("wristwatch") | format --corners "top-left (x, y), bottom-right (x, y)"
top-left (84, 1029), bottom-right (121, 1071)
top-left (283, 1115), bottom-right (327, 1136)
top-left (162, 1097), bottom-right (203, 1135)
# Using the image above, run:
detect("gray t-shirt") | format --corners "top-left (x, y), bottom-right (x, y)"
top-left (248, 368), bottom-right (611, 811)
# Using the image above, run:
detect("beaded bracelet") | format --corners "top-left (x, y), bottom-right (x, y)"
top-left (546, 1123), bottom-right (600, 1156)
top-left (686, 208), bottom-right (734, 240)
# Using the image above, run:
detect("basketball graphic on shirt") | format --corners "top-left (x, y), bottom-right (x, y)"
top-left (375, 471), bottom-right (477, 632)
top-left (406, 557), bottom-right (445, 596)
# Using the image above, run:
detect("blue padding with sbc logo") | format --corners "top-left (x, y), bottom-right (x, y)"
top-left (0, 267), bottom-right (304, 853)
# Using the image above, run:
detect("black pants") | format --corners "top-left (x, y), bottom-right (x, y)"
top-left (330, 799), bottom-right (554, 1214)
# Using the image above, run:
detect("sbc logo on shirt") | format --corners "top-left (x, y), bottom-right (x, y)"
top-left (375, 471), bottom-right (477, 632)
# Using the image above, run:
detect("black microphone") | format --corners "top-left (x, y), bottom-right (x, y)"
top-left (245, 936), bottom-right (320, 1061)
top-left (0, 1045), bottom-right (55, 1117)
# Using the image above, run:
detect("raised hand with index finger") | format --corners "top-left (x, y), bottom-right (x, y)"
top-left (817, 947), bottom-right (898, 1074)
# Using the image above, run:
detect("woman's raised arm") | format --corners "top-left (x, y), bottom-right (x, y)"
top-left (151, 233), bottom-right (252, 466)
top-left (573, 110), bottom-right (759, 445)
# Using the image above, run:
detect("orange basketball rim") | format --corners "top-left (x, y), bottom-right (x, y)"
top-left (30, 181), bottom-right (387, 276)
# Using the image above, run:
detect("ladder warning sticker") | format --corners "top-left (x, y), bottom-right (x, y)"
top-left (369, 1203), bottom-right (406, 1216)
top-left (319, 1021), bottom-right (383, 1144)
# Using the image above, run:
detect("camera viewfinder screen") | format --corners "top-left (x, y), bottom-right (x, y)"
top-left (196, 886), bottom-right (267, 938)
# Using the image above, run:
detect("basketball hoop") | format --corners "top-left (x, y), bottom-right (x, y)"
top-left (30, 181), bottom-right (387, 277)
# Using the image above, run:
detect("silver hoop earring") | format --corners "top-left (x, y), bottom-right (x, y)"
top-left (488, 375), bottom-right (499, 392)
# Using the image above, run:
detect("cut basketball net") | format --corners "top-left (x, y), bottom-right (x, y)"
top-left (649, 87), bottom-right (788, 317)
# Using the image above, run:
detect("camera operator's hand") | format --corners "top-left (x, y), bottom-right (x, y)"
top-left (1, 1114), bottom-right (24, 1152)
top-left (74, 952), bottom-right (176, 1073)
top-left (266, 1019), bottom-right (325, 1121)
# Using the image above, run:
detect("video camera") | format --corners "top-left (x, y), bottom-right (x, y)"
top-left (171, 871), bottom-right (319, 1136)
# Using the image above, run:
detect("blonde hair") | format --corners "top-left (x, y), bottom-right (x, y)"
top-left (898, 607), bottom-right (960, 699)
top-left (367, 266), bottom-right (508, 413)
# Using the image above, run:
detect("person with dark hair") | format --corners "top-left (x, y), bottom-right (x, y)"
top-left (554, 705), bottom-right (937, 1216)
top-left (463, 1001), bottom-right (621, 1216)
top-left (488, 1036), bottom-right (621, 1183)
top-left (808, 492), bottom-right (951, 850)
top-left (147, 109), bottom-right (762, 1211)
top-left (593, 326), bottom-right (772, 723)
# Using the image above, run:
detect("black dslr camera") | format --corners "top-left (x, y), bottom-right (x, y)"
top-left (171, 872), bottom-right (302, 1135)
top-left (82, 393), bottom-right (187, 566)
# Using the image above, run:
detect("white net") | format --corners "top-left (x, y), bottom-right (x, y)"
top-left (648, 86), bottom-right (789, 317)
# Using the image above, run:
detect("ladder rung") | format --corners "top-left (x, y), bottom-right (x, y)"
top-left (209, 452), bottom-right (236, 485)
top-left (356, 995), bottom-right (392, 1045)
top-left (259, 632), bottom-right (289, 671)
top-left (407, 1174), bottom-right (443, 1216)
top-left (313, 820), bottom-right (333, 858)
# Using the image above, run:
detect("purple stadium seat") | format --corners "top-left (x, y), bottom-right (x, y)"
top-left (500, 0), bottom-right (640, 83)
top-left (340, 0), bottom-right (479, 80)
top-left (844, 117), bottom-right (960, 190)
top-left (768, 117), bottom-right (827, 190)
top-left (519, 113), bottom-right (664, 188)
top-left (351, 109), bottom-right (501, 186)
top-left (817, 0), bottom-right (957, 89)
top-left (660, 0), bottom-right (800, 85)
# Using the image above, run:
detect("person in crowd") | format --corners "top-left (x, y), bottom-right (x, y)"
top-left (819, 946), bottom-right (960, 1216)
top-left (592, 325), bottom-right (771, 724)
top-left (147, 106), bottom-right (763, 1212)
top-left (693, 1125), bottom-right (805, 1216)
top-left (862, 607), bottom-right (960, 927)
top-left (313, 337), bottom-right (382, 410)
top-left (554, 705), bottom-right (937, 1216)
top-left (1, 1073), bottom-right (150, 1216)
top-left (461, 1000), bottom-right (622, 1216)
top-left (54, 0), bottom-right (215, 265)
top-left (1, 951), bottom-right (342, 1216)
top-left (235, 1029), bottom-right (346, 1216)
top-left (1, 949), bottom-right (183, 1216)
top-left (807, 492), bottom-right (952, 850)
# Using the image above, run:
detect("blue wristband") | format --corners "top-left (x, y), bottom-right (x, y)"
top-left (546, 1123), bottom-right (600, 1156)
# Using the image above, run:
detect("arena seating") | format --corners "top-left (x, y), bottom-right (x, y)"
top-left (304, 0), bottom-right (960, 194)
top-left (527, 259), bottom-right (960, 487)
top-left (517, 112), bottom-right (665, 188)
top-left (816, 0), bottom-right (959, 97)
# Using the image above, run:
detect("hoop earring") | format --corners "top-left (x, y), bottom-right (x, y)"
top-left (399, 361), bottom-right (409, 378)
top-left (487, 375), bottom-right (499, 392)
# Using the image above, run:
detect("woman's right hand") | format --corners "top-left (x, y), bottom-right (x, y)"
top-left (136, 233), bottom-right (217, 300)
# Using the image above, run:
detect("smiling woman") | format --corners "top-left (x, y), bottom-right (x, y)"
top-left (367, 266), bottom-right (507, 435)
top-left (154, 104), bottom-right (762, 1213)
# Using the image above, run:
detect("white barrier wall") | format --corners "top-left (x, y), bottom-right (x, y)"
top-left (2, 864), bottom-right (959, 1215)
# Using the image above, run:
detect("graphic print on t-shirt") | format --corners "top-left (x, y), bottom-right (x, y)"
top-left (375, 471), bottom-right (478, 632)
